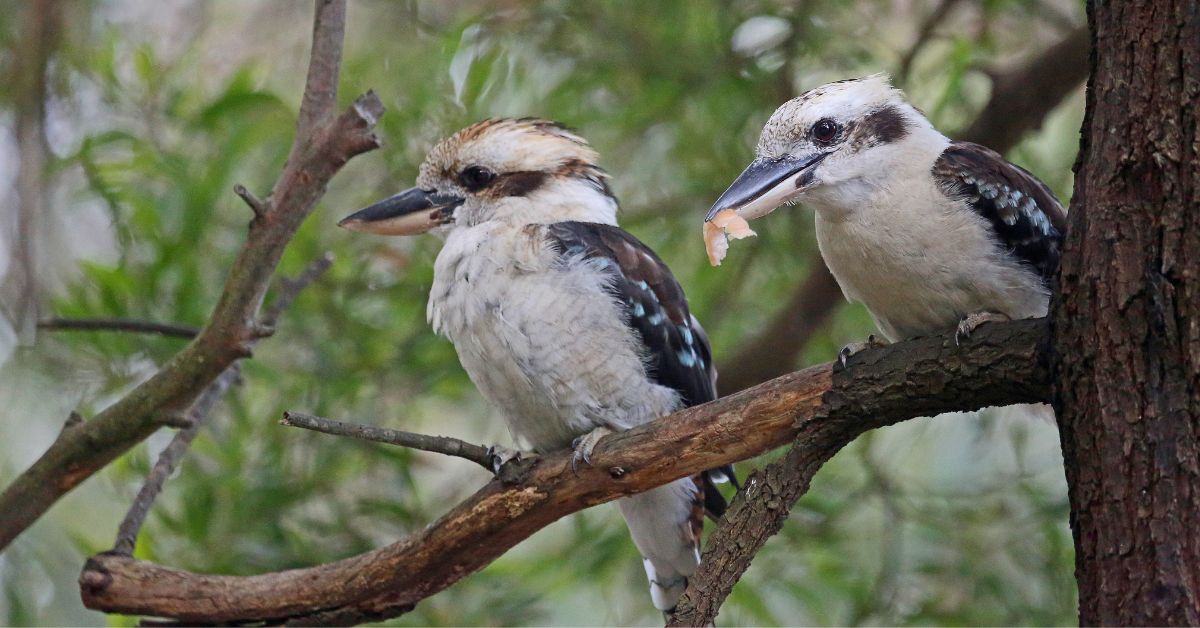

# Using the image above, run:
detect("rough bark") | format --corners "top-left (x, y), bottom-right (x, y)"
top-left (79, 320), bottom-right (1050, 625)
top-left (1053, 1), bottom-right (1200, 625)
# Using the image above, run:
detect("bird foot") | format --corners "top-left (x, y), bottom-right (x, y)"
top-left (571, 427), bottom-right (613, 475)
top-left (955, 312), bottom-right (1010, 346)
top-left (838, 334), bottom-right (888, 367)
top-left (486, 444), bottom-right (524, 476)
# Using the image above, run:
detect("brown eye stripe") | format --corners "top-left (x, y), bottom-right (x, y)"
top-left (860, 104), bottom-right (910, 145)
top-left (490, 171), bottom-right (549, 197)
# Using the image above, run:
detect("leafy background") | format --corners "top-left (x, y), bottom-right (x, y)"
top-left (0, 0), bottom-right (1081, 625)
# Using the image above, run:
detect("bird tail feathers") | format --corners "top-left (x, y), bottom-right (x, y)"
top-left (616, 477), bottom-right (705, 612)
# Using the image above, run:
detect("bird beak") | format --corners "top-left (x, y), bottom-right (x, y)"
top-left (338, 187), bottom-right (464, 236)
top-left (705, 152), bottom-right (828, 222)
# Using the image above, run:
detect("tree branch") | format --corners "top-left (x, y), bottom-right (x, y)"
top-left (0, 0), bottom-right (383, 551)
top-left (79, 319), bottom-right (1050, 624)
top-left (37, 318), bottom-right (199, 339)
top-left (259, 252), bottom-right (335, 333)
top-left (716, 25), bottom-right (1088, 395)
top-left (673, 323), bottom-right (1055, 625)
top-left (107, 254), bottom-right (329, 556)
top-left (280, 411), bottom-right (495, 471)
top-left (112, 367), bottom-right (239, 556)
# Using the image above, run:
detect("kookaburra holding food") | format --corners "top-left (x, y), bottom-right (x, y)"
top-left (340, 118), bottom-right (735, 613)
top-left (705, 74), bottom-right (1066, 350)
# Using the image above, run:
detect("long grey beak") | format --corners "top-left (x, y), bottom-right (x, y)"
top-left (705, 152), bottom-right (827, 222)
top-left (338, 187), bottom-right (464, 236)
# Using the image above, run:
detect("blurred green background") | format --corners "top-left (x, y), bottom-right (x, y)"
top-left (0, 1), bottom-right (1081, 625)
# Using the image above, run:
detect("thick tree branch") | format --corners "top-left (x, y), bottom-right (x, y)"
top-left (79, 319), bottom-right (1050, 624)
top-left (37, 318), bottom-right (200, 339)
top-left (669, 322), bottom-right (1053, 625)
top-left (0, 0), bottom-right (382, 551)
top-left (280, 411), bottom-right (495, 471)
top-left (716, 25), bottom-right (1087, 395)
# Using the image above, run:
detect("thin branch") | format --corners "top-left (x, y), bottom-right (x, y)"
top-left (233, 183), bottom-right (266, 218)
top-left (0, 0), bottom-right (383, 551)
top-left (280, 411), bottom-right (494, 471)
top-left (37, 318), bottom-right (199, 339)
top-left (261, 253), bottom-right (334, 327)
top-left (112, 367), bottom-right (239, 556)
top-left (109, 251), bottom-right (324, 556)
top-left (80, 319), bottom-right (1051, 624)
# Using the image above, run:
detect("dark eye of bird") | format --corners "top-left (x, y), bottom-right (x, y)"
top-left (811, 118), bottom-right (839, 144)
top-left (459, 165), bottom-right (497, 191)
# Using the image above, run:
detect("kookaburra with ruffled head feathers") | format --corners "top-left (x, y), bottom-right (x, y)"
top-left (340, 118), bottom-right (735, 613)
top-left (706, 74), bottom-right (1066, 352)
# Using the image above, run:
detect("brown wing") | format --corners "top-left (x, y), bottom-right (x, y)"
top-left (932, 141), bottom-right (1067, 281)
top-left (544, 221), bottom-right (737, 518)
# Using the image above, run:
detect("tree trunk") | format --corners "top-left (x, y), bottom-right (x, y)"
top-left (1054, 1), bottom-right (1200, 625)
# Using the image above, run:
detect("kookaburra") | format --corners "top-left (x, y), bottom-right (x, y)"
top-left (706, 74), bottom-right (1066, 350)
top-left (340, 118), bottom-right (735, 613)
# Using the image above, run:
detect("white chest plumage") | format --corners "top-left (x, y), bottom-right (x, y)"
top-left (427, 222), bottom-right (679, 452)
top-left (811, 184), bottom-right (1049, 341)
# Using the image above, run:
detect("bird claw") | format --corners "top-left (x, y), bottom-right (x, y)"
top-left (486, 444), bottom-right (523, 476)
top-left (838, 334), bottom-right (887, 367)
top-left (955, 312), bottom-right (1010, 346)
top-left (570, 427), bottom-right (613, 476)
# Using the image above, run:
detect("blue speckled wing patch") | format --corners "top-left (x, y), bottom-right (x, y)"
top-left (932, 141), bottom-right (1068, 281)
top-left (543, 221), bottom-right (715, 407)
top-left (544, 221), bottom-right (738, 516)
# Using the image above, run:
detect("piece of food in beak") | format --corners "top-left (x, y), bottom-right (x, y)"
top-left (703, 209), bottom-right (757, 266)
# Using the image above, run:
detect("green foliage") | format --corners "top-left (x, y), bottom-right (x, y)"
top-left (0, 1), bottom-right (1082, 625)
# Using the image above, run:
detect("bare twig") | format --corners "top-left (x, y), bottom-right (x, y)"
top-left (108, 250), bottom-right (327, 557)
top-left (233, 183), bottom-right (266, 218)
top-left (280, 412), bottom-right (494, 471)
top-left (37, 318), bottom-right (199, 339)
top-left (112, 367), bottom-right (239, 556)
top-left (261, 253), bottom-right (334, 327)
top-left (294, 0), bottom-right (344, 145)
top-left (0, 0), bottom-right (384, 551)
top-left (80, 319), bottom-right (1051, 624)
